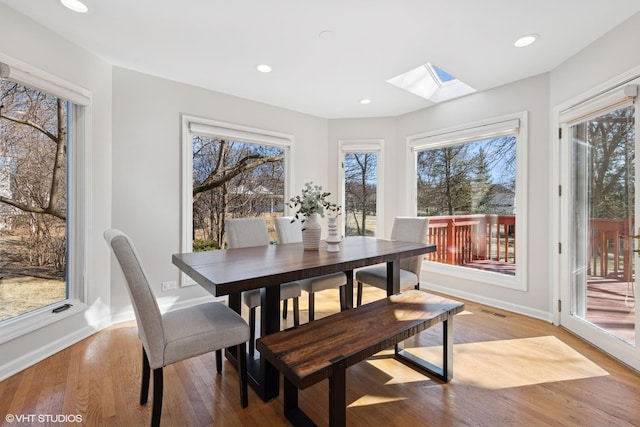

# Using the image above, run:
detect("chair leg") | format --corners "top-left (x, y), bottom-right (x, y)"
top-left (151, 367), bottom-right (163, 427)
top-left (238, 342), bottom-right (248, 408)
top-left (282, 299), bottom-right (288, 319)
top-left (293, 297), bottom-right (300, 326)
top-left (357, 282), bottom-right (363, 307)
top-left (140, 346), bottom-right (150, 405)
top-left (249, 307), bottom-right (256, 357)
top-left (308, 293), bottom-right (315, 322)
top-left (216, 349), bottom-right (222, 374)
top-left (339, 286), bottom-right (346, 311)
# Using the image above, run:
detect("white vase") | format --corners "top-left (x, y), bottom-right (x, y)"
top-left (326, 217), bottom-right (342, 252)
top-left (302, 213), bottom-right (321, 251)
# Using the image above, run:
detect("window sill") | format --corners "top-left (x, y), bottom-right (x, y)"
top-left (423, 261), bottom-right (526, 291)
top-left (0, 299), bottom-right (87, 345)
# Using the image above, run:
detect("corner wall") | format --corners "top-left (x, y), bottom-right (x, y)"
top-left (0, 4), bottom-right (113, 380)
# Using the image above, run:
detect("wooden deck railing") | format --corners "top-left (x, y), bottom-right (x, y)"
top-left (588, 218), bottom-right (633, 282)
top-left (424, 214), bottom-right (633, 282)
top-left (425, 214), bottom-right (515, 266)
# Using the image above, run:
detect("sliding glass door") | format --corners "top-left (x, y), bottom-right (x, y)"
top-left (559, 83), bottom-right (639, 369)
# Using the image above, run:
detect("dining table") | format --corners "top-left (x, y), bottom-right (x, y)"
top-left (172, 235), bottom-right (436, 402)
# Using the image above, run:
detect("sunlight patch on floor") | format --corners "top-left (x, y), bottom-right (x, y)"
top-left (348, 394), bottom-right (407, 408)
top-left (365, 357), bottom-right (433, 385)
top-left (406, 335), bottom-right (609, 389)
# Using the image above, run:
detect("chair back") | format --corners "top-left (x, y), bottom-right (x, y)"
top-left (104, 229), bottom-right (165, 369)
top-left (225, 217), bottom-right (270, 248)
top-left (274, 217), bottom-right (302, 244)
top-left (391, 217), bottom-right (430, 275)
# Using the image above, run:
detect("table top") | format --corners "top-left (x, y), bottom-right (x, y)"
top-left (172, 236), bottom-right (436, 297)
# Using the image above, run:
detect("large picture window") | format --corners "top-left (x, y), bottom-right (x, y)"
top-left (181, 116), bottom-right (293, 284)
top-left (409, 114), bottom-right (527, 289)
top-left (0, 63), bottom-right (87, 326)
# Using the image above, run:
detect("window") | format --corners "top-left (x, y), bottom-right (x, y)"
top-left (181, 116), bottom-right (293, 285)
top-left (0, 61), bottom-right (88, 331)
top-left (339, 140), bottom-right (384, 237)
top-left (408, 113), bottom-right (527, 289)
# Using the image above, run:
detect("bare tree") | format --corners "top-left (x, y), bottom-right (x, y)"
top-left (192, 137), bottom-right (284, 247)
top-left (0, 82), bottom-right (66, 220)
top-left (344, 153), bottom-right (377, 236)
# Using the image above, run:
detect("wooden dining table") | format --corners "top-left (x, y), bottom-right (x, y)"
top-left (172, 236), bottom-right (436, 402)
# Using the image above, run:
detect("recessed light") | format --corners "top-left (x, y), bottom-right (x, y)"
top-left (359, 99), bottom-right (372, 105)
top-left (514, 34), bottom-right (538, 48)
top-left (256, 64), bottom-right (272, 73)
top-left (60, 0), bottom-right (88, 13)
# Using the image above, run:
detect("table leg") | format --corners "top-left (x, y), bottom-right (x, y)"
top-left (345, 269), bottom-right (353, 309)
top-left (225, 292), bottom-right (242, 367)
top-left (386, 261), bottom-right (400, 296)
top-left (259, 285), bottom-right (281, 401)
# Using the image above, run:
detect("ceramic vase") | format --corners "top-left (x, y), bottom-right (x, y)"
top-left (326, 217), bottom-right (342, 252)
top-left (302, 213), bottom-right (321, 250)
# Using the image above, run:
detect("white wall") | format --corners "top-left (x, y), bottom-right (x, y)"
top-left (332, 75), bottom-right (552, 319)
top-left (550, 13), bottom-right (640, 107)
top-left (0, 4), bottom-right (113, 379)
top-left (110, 68), bottom-right (330, 317)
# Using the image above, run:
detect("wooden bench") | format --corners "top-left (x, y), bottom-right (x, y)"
top-left (256, 290), bottom-right (465, 427)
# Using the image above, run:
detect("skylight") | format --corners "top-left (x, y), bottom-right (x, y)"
top-left (387, 63), bottom-right (475, 103)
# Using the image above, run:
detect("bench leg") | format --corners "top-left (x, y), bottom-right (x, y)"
top-left (395, 317), bottom-right (454, 382)
top-left (284, 378), bottom-right (317, 427)
top-left (329, 356), bottom-right (347, 427)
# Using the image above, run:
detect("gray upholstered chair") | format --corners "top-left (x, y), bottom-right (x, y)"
top-left (225, 217), bottom-right (301, 356)
top-left (356, 217), bottom-right (430, 306)
top-left (104, 229), bottom-right (249, 427)
top-left (274, 217), bottom-right (348, 321)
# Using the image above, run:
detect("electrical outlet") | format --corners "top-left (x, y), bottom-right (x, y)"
top-left (161, 281), bottom-right (177, 292)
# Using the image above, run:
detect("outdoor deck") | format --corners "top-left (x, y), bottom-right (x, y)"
top-left (424, 214), bottom-right (635, 345)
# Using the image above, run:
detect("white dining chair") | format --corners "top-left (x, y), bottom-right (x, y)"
top-left (356, 217), bottom-right (430, 306)
top-left (274, 217), bottom-right (348, 321)
top-left (225, 217), bottom-right (301, 356)
top-left (104, 229), bottom-right (249, 427)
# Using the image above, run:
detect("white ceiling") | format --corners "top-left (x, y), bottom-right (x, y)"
top-left (3, 0), bottom-right (640, 119)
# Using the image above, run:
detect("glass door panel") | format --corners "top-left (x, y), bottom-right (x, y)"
top-left (570, 104), bottom-right (636, 345)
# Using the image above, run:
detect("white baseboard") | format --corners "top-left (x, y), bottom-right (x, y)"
top-left (420, 281), bottom-right (553, 323)
top-left (0, 320), bottom-right (109, 381)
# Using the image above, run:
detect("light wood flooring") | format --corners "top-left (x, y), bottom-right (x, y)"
top-left (1, 286), bottom-right (639, 426)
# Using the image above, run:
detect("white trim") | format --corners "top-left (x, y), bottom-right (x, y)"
top-left (180, 115), bottom-right (294, 286)
top-left (0, 54), bottom-right (91, 105)
top-left (338, 139), bottom-right (385, 237)
top-left (409, 117), bottom-right (520, 150)
top-left (406, 111), bottom-right (528, 291)
top-left (0, 54), bottom-right (92, 340)
top-left (559, 85), bottom-right (637, 125)
top-left (554, 68), bottom-right (640, 371)
top-left (0, 321), bottom-right (100, 381)
top-left (421, 280), bottom-right (552, 323)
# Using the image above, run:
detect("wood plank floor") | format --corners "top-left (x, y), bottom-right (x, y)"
top-left (1, 286), bottom-right (639, 426)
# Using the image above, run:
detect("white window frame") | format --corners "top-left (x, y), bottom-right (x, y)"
top-left (180, 115), bottom-right (294, 286)
top-left (338, 139), bottom-right (385, 237)
top-left (0, 54), bottom-right (91, 343)
top-left (406, 112), bottom-right (528, 291)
